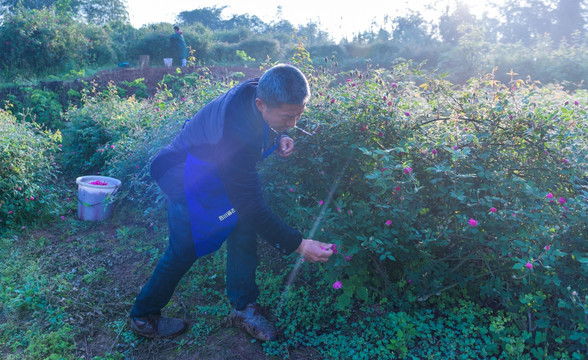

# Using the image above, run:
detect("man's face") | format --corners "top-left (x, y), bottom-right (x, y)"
top-left (255, 98), bottom-right (305, 132)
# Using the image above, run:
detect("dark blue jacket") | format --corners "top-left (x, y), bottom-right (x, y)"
top-left (151, 79), bottom-right (303, 255)
top-left (170, 33), bottom-right (188, 59)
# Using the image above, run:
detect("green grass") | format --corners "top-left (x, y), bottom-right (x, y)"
top-left (1, 198), bottom-right (585, 359)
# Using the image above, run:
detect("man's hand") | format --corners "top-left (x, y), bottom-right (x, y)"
top-left (276, 136), bottom-right (294, 158)
top-left (295, 239), bottom-right (333, 263)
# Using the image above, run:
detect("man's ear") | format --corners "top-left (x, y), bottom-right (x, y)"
top-left (255, 98), bottom-right (265, 112)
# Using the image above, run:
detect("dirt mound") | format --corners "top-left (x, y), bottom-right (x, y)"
top-left (87, 65), bottom-right (264, 93)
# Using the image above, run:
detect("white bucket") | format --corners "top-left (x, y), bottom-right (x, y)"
top-left (76, 175), bottom-right (121, 221)
top-left (164, 58), bottom-right (173, 67)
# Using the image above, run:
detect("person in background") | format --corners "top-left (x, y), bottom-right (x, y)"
top-left (129, 64), bottom-right (334, 341)
top-left (170, 25), bottom-right (188, 67)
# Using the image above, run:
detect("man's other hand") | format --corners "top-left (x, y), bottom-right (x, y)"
top-left (276, 136), bottom-right (294, 158)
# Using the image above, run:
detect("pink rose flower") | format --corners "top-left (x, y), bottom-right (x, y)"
top-left (404, 167), bottom-right (412, 174)
top-left (331, 244), bottom-right (338, 254)
top-left (468, 218), bottom-right (478, 227)
top-left (332, 281), bottom-right (342, 289)
top-left (546, 193), bottom-right (554, 199)
top-left (525, 262), bottom-right (533, 270)
top-left (432, 149), bottom-right (437, 155)
top-left (385, 220), bottom-right (392, 226)
top-left (490, 207), bottom-right (497, 213)
top-left (558, 197), bottom-right (566, 205)
top-left (89, 180), bottom-right (108, 186)
top-left (318, 200), bottom-right (324, 206)
top-left (544, 245), bottom-right (550, 251)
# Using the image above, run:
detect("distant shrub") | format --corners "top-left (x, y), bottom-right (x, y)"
top-left (214, 28), bottom-right (251, 44)
top-left (238, 39), bottom-right (281, 62)
top-left (0, 7), bottom-right (124, 80)
top-left (103, 21), bottom-right (141, 63)
top-left (0, 7), bottom-right (90, 78)
top-left (83, 24), bottom-right (116, 65)
top-left (61, 84), bottom-right (145, 176)
top-left (0, 110), bottom-right (63, 229)
top-left (131, 29), bottom-right (172, 65)
top-left (19, 88), bottom-right (64, 129)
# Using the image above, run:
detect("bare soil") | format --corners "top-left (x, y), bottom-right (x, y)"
top-left (85, 65), bottom-right (264, 96)
top-left (30, 202), bottom-right (322, 360)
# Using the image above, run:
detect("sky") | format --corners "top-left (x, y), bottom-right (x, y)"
top-left (125, 0), bottom-right (500, 41)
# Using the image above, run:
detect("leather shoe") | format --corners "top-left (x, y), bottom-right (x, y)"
top-left (227, 303), bottom-right (277, 341)
top-left (130, 314), bottom-right (187, 338)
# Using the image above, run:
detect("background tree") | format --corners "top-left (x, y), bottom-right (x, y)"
top-left (438, 1), bottom-right (477, 44)
top-left (0, 0), bottom-right (128, 24)
top-left (177, 6), bottom-right (225, 30)
top-left (497, 0), bottom-right (556, 44)
top-left (224, 13), bottom-right (267, 33)
top-left (391, 12), bottom-right (435, 46)
top-left (77, 0), bottom-right (128, 25)
top-left (1, 0), bottom-right (56, 11)
top-left (552, 0), bottom-right (586, 41)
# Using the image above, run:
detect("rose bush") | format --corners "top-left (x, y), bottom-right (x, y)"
top-left (261, 61), bottom-right (587, 355)
top-left (0, 109), bottom-right (63, 229)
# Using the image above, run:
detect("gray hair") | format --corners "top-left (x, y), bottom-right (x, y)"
top-left (256, 64), bottom-right (310, 107)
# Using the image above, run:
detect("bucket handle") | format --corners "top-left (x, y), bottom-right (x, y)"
top-left (77, 186), bottom-right (120, 208)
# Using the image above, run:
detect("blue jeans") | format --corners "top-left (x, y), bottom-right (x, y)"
top-left (130, 199), bottom-right (259, 317)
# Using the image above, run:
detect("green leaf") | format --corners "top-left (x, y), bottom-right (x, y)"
top-left (336, 293), bottom-right (352, 310)
top-left (356, 286), bottom-right (369, 301)
top-left (512, 263), bottom-right (524, 270)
